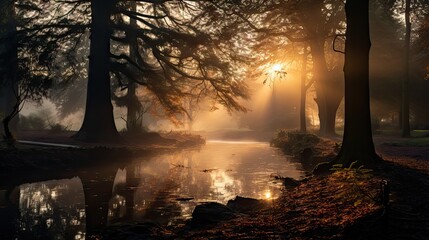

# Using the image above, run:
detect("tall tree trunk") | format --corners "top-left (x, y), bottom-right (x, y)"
top-left (402, 0), bottom-right (411, 137)
top-left (300, 46), bottom-right (308, 132)
top-left (0, 0), bottom-right (19, 140)
top-left (334, 0), bottom-right (380, 167)
top-left (125, 1), bottom-right (142, 133)
top-left (74, 0), bottom-right (120, 143)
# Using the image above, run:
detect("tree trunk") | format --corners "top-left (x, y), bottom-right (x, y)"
top-left (2, 99), bottom-right (19, 146)
top-left (126, 82), bottom-right (142, 132)
top-left (401, 0), bottom-right (411, 137)
top-left (0, 0), bottom-right (19, 140)
top-left (310, 39), bottom-right (342, 136)
top-left (74, 0), bottom-right (120, 143)
top-left (300, 46), bottom-right (308, 132)
top-left (334, 0), bottom-right (380, 167)
top-left (304, 0), bottom-right (343, 136)
top-left (125, 1), bottom-right (143, 133)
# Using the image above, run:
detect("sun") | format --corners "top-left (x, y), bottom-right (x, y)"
top-left (271, 63), bottom-right (283, 73)
top-left (266, 63), bottom-right (287, 78)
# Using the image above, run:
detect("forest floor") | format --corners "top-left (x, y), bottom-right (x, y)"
top-left (1, 130), bottom-right (428, 239)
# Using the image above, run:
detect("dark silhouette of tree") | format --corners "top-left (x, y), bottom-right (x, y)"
top-left (0, 0), bottom-right (51, 145)
top-left (333, 0), bottom-right (381, 167)
top-left (0, 0), bottom-right (19, 143)
top-left (37, 0), bottom-right (250, 142)
top-left (73, 0), bottom-right (120, 142)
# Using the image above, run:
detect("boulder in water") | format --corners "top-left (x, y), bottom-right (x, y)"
top-left (226, 196), bottom-right (268, 213)
top-left (192, 202), bottom-right (236, 224)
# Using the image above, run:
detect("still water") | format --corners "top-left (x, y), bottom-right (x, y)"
top-left (0, 141), bottom-right (304, 239)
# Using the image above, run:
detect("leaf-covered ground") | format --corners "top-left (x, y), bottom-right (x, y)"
top-left (170, 170), bottom-right (382, 240)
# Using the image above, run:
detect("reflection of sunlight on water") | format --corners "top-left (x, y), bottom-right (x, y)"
top-left (11, 141), bottom-right (305, 238)
top-left (209, 170), bottom-right (241, 203)
top-left (122, 141), bottom-right (303, 225)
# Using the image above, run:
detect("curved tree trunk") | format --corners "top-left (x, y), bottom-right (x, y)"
top-left (334, 0), bottom-right (380, 167)
top-left (74, 0), bottom-right (120, 143)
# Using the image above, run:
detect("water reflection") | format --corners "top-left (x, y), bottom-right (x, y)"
top-left (2, 141), bottom-right (303, 238)
top-left (17, 178), bottom-right (85, 240)
top-left (117, 141), bottom-right (303, 225)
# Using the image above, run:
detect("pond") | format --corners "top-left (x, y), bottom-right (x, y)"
top-left (0, 141), bottom-right (304, 239)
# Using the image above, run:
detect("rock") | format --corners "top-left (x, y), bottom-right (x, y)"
top-left (192, 202), bottom-right (236, 224)
top-left (226, 196), bottom-right (267, 213)
top-left (282, 177), bottom-right (300, 188)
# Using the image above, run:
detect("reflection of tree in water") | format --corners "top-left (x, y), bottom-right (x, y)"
top-left (131, 159), bottom-right (187, 225)
top-left (17, 178), bottom-right (85, 240)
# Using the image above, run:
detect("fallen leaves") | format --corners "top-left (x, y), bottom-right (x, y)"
top-left (175, 170), bottom-right (382, 239)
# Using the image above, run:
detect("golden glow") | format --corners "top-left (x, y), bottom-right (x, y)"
top-left (263, 62), bottom-right (287, 84)
top-left (270, 63), bottom-right (283, 73)
top-left (264, 191), bottom-right (272, 199)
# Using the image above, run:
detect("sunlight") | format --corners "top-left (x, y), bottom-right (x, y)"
top-left (264, 191), bottom-right (272, 200)
top-left (271, 63), bottom-right (283, 73)
top-left (268, 63), bottom-right (284, 75)
top-left (263, 62), bottom-right (287, 85)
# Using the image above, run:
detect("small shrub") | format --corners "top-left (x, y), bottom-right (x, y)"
top-left (271, 130), bottom-right (321, 156)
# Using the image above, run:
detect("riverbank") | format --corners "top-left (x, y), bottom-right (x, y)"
top-left (0, 130), bottom-right (205, 186)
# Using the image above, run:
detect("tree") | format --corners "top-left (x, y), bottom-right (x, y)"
top-left (402, 0), bottom-right (412, 137)
top-left (207, 0), bottom-right (345, 135)
top-left (69, 0), bottom-right (250, 142)
top-left (303, 0), bottom-right (344, 136)
top-left (0, 0), bottom-right (19, 142)
top-left (333, 0), bottom-right (381, 167)
top-left (72, 0), bottom-right (120, 142)
top-left (300, 45), bottom-right (314, 132)
top-left (0, 0), bottom-right (51, 144)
